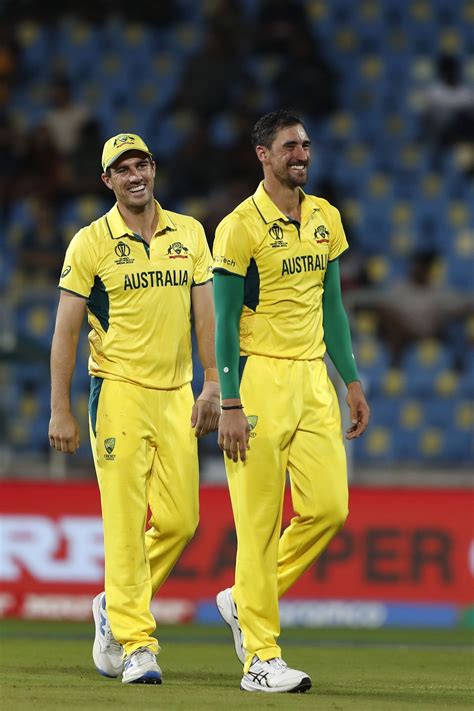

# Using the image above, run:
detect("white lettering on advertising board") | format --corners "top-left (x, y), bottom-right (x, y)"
top-left (0, 516), bottom-right (104, 582)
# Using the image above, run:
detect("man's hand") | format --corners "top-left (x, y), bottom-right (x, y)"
top-left (49, 410), bottom-right (80, 453)
top-left (345, 381), bottom-right (370, 439)
top-left (218, 407), bottom-right (250, 462)
top-left (191, 381), bottom-right (221, 437)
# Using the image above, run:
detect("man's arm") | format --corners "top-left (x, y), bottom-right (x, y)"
top-left (213, 272), bottom-right (250, 462)
top-left (191, 281), bottom-right (220, 437)
top-left (322, 259), bottom-right (370, 439)
top-left (49, 290), bottom-right (86, 453)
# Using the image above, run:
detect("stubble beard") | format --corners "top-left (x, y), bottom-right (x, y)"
top-left (282, 171), bottom-right (308, 190)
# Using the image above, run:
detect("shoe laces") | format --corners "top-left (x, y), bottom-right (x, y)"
top-left (250, 656), bottom-right (288, 672)
top-left (129, 647), bottom-right (155, 665)
top-left (266, 658), bottom-right (288, 671)
top-left (108, 637), bottom-right (122, 654)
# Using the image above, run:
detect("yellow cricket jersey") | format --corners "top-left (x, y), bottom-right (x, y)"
top-left (213, 181), bottom-right (348, 360)
top-left (59, 201), bottom-right (212, 389)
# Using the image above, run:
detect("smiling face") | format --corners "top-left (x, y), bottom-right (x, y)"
top-left (101, 151), bottom-right (156, 211)
top-left (256, 123), bottom-right (311, 189)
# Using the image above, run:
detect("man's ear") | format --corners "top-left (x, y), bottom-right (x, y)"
top-left (255, 145), bottom-right (267, 164)
top-left (101, 173), bottom-right (113, 190)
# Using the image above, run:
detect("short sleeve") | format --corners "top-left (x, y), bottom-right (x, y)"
top-left (58, 228), bottom-right (96, 298)
top-left (328, 206), bottom-right (349, 262)
top-left (213, 213), bottom-right (252, 276)
top-left (192, 221), bottom-right (213, 285)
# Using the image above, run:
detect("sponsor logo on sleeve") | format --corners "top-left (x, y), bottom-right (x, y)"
top-left (213, 255), bottom-right (236, 268)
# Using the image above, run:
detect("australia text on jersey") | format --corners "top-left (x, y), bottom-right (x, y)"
top-left (281, 253), bottom-right (328, 276)
top-left (124, 270), bottom-right (189, 290)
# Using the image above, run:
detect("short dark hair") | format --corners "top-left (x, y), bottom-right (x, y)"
top-left (251, 110), bottom-right (306, 149)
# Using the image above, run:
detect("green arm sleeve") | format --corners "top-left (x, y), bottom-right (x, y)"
top-left (213, 271), bottom-right (244, 399)
top-left (322, 259), bottom-right (360, 386)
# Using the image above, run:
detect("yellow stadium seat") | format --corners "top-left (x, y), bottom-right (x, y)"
top-left (382, 369), bottom-right (406, 396)
top-left (435, 370), bottom-right (459, 397)
top-left (420, 428), bottom-right (443, 456)
top-left (367, 427), bottom-right (391, 455)
top-left (400, 401), bottom-right (424, 429)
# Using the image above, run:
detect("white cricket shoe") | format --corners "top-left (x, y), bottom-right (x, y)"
top-left (241, 656), bottom-right (312, 693)
top-left (122, 647), bottom-right (162, 685)
top-left (92, 592), bottom-right (123, 678)
top-left (216, 588), bottom-right (246, 664)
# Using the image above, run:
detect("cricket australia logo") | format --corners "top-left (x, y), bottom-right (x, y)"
top-left (113, 134), bottom-right (136, 148)
top-left (268, 223), bottom-right (287, 249)
top-left (314, 225), bottom-right (330, 243)
top-left (114, 241), bottom-right (134, 265)
top-left (167, 242), bottom-right (189, 259)
top-left (104, 437), bottom-right (116, 460)
top-left (247, 415), bottom-right (258, 438)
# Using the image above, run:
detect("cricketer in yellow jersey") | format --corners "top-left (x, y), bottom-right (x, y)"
top-left (49, 133), bottom-right (220, 685)
top-left (213, 111), bottom-right (370, 694)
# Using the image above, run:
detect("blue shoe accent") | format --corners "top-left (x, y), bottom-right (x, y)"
top-left (92, 592), bottom-right (123, 678)
top-left (129, 670), bottom-right (162, 685)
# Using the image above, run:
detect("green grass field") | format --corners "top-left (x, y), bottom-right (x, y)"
top-left (1, 621), bottom-right (472, 710)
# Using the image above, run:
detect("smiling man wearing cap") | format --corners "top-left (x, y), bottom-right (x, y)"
top-left (49, 132), bottom-right (220, 685)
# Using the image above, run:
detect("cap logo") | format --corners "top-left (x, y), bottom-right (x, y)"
top-left (113, 134), bottom-right (136, 148)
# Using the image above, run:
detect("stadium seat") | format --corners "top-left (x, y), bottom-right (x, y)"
top-left (16, 298), bottom-right (56, 351)
top-left (353, 426), bottom-right (395, 463)
top-left (55, 17), bottom-right (101, 81)
top-left (353, 337), bottom-right (390, 394)
top-left (459, 353), bottom-right (474, 397)
top-left (402, 339), bottom-right (454, 395)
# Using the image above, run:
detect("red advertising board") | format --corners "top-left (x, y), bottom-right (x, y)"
top-left (0, 481), bottom-right (472, 620)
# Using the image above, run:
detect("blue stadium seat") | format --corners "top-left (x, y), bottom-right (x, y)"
top-left (398, 398), bottom-right (426, 430)
top-left (353, 426), bottom-right (396, 463)
top-left (16, 21), bottom-right (53, 78)
top-left (459, 352), bottom-right (474, 397)
top-left (368, 395), bottom-right (402, 426)
top-left (402, 339), bottom-right (454, 395)
top-left (418, 426), bottom-right (472, 462)
top-left (353, 337), bottom-right (391, 394)
top-left (16, 297), bottom-right (56, 350)
top-left (445, 254), bottom-right (474, 291)
top-left (422, 397), bottom-right (456, 427)
top-left (391, 426), bottom-right (420, 461)
top-left (54, 17), bottom-right (101, 81)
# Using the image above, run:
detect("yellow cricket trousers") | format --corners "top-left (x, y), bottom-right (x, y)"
top-left (224, 356), bottom-right (348, 671)
top-left (89, 377), bottom-right (199, 657)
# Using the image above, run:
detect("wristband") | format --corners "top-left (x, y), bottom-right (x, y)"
top-left (221, 405), bottom-right (243, 410)
top-left (204, 367), bottom-right (219, 383)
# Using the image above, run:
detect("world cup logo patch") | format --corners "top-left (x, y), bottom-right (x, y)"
top-left (115, 242), bottom-right (131, 258)
top-left (114, 241), bottom-right (134, 265)
top-left (268, 224), bottom-right (287, 249)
